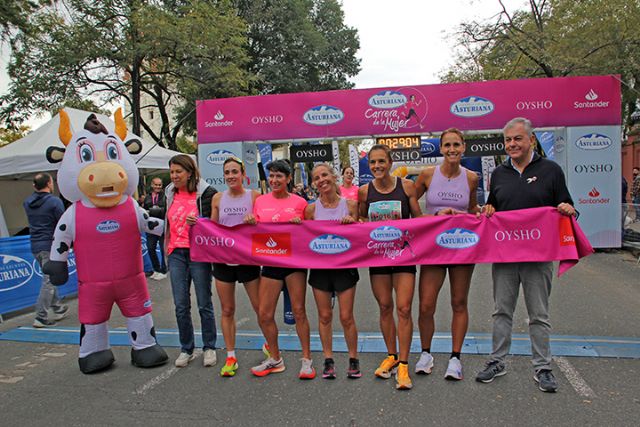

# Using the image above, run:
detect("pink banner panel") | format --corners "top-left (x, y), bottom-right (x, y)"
top-left (196, 75), bottom-right (621, 143)
top-left (190, 207), bottom-right (593, 276)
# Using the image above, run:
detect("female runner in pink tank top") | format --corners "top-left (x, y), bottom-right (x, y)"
top-left (210, 157), bottom-right (261, 377)
top-left (339, 166), bottom-right (359, 201)
top-left (304, 163), bottom-right (361, 379)
top-left (414, 128), bottom-right (484, 381)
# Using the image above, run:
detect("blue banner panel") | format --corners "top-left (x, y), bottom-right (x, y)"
top-left (0, 235), bottom-right (78, 316)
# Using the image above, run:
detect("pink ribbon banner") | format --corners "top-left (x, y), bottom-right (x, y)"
top-left (190, 207), bottom-right (593, 276)
top-left (196, 75), bottom-right (621, 143)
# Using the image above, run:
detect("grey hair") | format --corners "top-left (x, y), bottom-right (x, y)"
top-left (503, 117), bottom-right (533, 136)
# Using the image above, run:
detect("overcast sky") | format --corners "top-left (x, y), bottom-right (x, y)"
top-left (0, 0), bottom-right (528, 129)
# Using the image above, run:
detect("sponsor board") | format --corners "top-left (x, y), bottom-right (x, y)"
top-left (303, 105), bottom-right (344, 126)
top-left (436, 228), bottom-right (480, 249)
top-left (0, 254), bottom-right (34, 292)
top-left (252, 233), bottom-right (292, 257)
top-left (309, 234), bottom-right (351, 255)
top-left (574, 133), bottom-right (612, 150)
top-left (290, 144), bottom-right (333, 162)
top-left (206, 149), bottom-right (237, 165)
top-left (450, 96), bottom-right (494, 117)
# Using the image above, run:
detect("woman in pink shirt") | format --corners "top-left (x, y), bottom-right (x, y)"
top-left (339, 166), bottom-right (359, 201)
top-left (165, 155), bottom-right (218, 369)
top-left (248, 160), bottom-right (315, 379)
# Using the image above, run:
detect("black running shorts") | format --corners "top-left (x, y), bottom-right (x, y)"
top-left (309, 268), bottom-right (359, 293)
top-left (213, 264), bottom-right (261, 283)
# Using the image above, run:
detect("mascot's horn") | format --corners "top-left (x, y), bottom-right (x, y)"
top-left (114, 108), bottom-right (127, 141)
top-left (58, 109), bottom-right (72, 147)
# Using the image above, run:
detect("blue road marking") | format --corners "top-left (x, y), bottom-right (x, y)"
top-left (1, 327), bottom-right (639, 358)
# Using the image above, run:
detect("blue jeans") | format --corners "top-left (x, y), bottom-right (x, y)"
top-left (146, 233), bottom-right (166, 273)
top-left (168, 248), bottom-right (216, 353)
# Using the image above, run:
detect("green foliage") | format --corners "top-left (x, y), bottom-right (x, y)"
top-left (0, 124), bottom-right (30, 146)
top-left (237, 0), bottom-right (360, 94)
top-left (441, 0), bottom-right (640, 129)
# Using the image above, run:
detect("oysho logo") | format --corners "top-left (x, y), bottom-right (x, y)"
top-left (251, 115), bottom-right (284, 125)
top-left (494, 228), bottom-right (541, 241)
top-left (96, 220), bottom-right (120, 234)
top-left (194, 235), bottom-right (236, 248)
top-left (368, 90), bottom-right (408, 109)
top-left (450, 96), bottom-right (494, 117)
top-left (309, 234), bottom-right (351, 254)
top-left (574, 163), bottom-right (613, 174)
top-left (516, 100), bottom-right (553, 110)
top-left (0, 254), bottom-right (34, 292)
top-left (252, 233), bottom-right (291, 257)
top-left (207, 149), bottom-right (236, 165)
top-left (575, 133), bottom-right (612, 150)
top-left (303, 105), bottom-right (344, 126)
top-left (204, 110), bottom-right (234, 128)
top-left (578, 187), bottom-right (609, 205)
top-left (436, 228), bottom-right (480, 249)
top-left (574, 89), bottom-right (610, 109)
top-left (370, 226), bottom-right (403, 242)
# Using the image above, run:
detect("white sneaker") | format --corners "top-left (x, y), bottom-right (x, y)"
top-left (445, 357), bottom-right (463, 380)
top-left (203, 349), bottom-right (217, 367)
top-left (149, 272), bottom-right (159, 280)
top-left (154, 272), bottom-right (167, 280)
top-left (415, 351), bottom-right (434, 375)
top-left (175, 352), bottom-right (195, 367)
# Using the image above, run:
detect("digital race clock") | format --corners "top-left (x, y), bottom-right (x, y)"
top-left (375, 135), bottom-right (421, 150)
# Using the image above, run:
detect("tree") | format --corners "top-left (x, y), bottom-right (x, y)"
top-left (441, 0), bottom-right (640, 129)
top-left (1, 0), bottom-right (252, 150)
top-left (0, 124), bottom-right (30, 146)
top-left (237, 0), bottom-right (360, 94)
top-left (0, 1), bottom-right (51, 40)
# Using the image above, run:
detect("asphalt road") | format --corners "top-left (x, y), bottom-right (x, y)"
top-left (1, 250), bottom-right (639, 426)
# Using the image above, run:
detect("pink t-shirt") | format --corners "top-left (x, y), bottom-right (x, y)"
top-left (339, 185), bottom-right (359, 201)
top-left (253, 192), bottom-right (307, 223)
top-left (167, 191), bottom-right (198, 253)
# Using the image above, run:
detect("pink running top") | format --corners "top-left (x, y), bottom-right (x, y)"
top-left (218, 190), bottom-right (253, 226)
top-left (167, 190), bottom-right (198, 253)
top-left (339, 185), bottom-right (359, 201)
top-left (253, 192), bottom-right (307, 223)
top-left (424, 166), bottom-right (470, 215)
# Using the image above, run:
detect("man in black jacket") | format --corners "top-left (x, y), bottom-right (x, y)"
top-left (23, 173), bottom-right (69, 327)
top-left (142, 177), bottom-right (167, 280)
top-left (475, 118), bottom-right (576, 393)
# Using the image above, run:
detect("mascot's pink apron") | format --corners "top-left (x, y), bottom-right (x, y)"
top-left (75, 198), bottom-right (152, 324)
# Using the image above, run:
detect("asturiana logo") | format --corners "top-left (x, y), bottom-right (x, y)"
top-left (96, 220), bottom-right (120, 234)
top-left (421, 141), bottom-right (436, 155)
top-left (303, 105), bottom-right (344, 126)
top-left (450, 96), bottom-right (494, 117)
top-left (207, 149), bottom-right (236, 165)
top-left (309, 234), bottom-right (351, 254)
top-left (436, 228), bottom-right (480, 249)
top-left (370, 226), bottom-right (403, 242)
top-left (0, 254), bottom-right (34, 292)
top-left (368, 90), bottom-right (407, 109)
top-left (575, 133), bottom-right (612, 150)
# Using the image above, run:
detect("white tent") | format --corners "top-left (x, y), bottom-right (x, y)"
top-left (0, 108), bottom-right (184, 236)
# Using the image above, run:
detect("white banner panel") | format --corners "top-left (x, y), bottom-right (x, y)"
top-left (198, 142), bottom-right (259, 191)
top-left (566, 126), bottom-right (621, 247)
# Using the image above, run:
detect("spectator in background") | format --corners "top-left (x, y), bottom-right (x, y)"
top-left (142, 177), bottom-right (167, 280)
top-left (23, 173), bottom-right (68, 328)
top-left (339, 166), bottom-right (359, 201)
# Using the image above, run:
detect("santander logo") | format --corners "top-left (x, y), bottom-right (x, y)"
top-left (578, 187), bottom-right (609, 205)
top-left (574, 89), bottom-right (610, 109)
top-left (252, 233), bottom-right (291, 257)
top-left (266, 237), bottom-right (277, 248)
top-left (585, 89), bottom-right (598, 101)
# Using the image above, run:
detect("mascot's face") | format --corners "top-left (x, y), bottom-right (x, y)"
top-left (47, 109), bottom-right (142, 208)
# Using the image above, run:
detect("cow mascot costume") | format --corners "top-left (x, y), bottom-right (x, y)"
top-left (44, 109), bottom-right (169, 374)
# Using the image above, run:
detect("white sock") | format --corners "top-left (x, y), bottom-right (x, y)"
top-left (227, 350), bottom-right (236, 359)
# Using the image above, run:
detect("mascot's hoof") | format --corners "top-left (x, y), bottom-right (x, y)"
top-left (79, 349), bottom-right (115, 374)
top-left (131, 344), bottom-right (169, 368)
